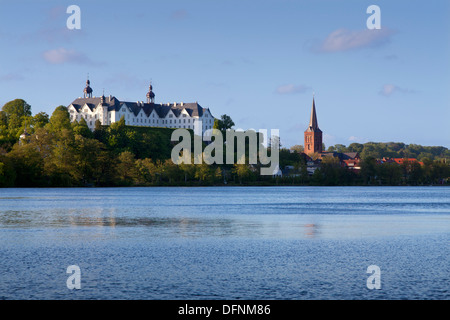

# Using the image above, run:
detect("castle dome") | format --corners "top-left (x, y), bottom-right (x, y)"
top-left (146, 82), bottom-right (155, 103)
top-left (83, 78), bottom-right (93, 97)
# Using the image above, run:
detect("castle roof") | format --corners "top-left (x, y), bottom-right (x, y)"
top-left (69, 97), bottom-right (211, 118)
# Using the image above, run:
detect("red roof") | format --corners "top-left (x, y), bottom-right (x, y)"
top-left (388, 158), bottom-right (424, 166)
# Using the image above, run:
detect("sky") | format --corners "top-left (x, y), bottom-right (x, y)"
top-left (0, 0), bottom-right (449, 148)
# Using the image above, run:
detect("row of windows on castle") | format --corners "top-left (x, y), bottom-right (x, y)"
top-left (69, 108), bottom-right (214, 130)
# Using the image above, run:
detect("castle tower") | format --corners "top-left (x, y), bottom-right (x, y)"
top-left (83, 77), bottom-right (93, 98)
top-left (304, 97), bottom-right (322, 155)
top-left (146, 82), bottom-right (155, 103)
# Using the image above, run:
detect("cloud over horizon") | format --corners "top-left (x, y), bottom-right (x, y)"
top-left (42, 48), bottom-right (98, 65)
top-left (276, 84), bottom-right (310, 95)
top-left (348, 136), bottom-right (369, 144)
top-left (379, 84), bottom-right (415, 97)
top-left (313, 28), bottom-right (395, 53)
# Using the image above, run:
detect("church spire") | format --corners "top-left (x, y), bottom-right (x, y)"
top-left (308, 96), bottom-right (319, 131)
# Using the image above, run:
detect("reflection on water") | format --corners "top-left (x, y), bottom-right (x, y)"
top-left (304, 223), bottom-right (319, 238)
top-left (0, 187), bottom-right (449, 300)
top-left (1, 207), bottom-right (325, 239)
top-left (0, 186), bottom-right (449, 240)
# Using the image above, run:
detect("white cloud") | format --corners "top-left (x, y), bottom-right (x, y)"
top-left (379, 84), bottom-right (397, 96)
top-left (276, 84), bottom-right (310, 95)
top-left (42, 48), bottom-right (99, 65)
top-left (43, 48), bottom-right (85, 64)
top-left (314, 28), bottom-right (395, 53)
top-left (379, 84), bottom-right (415, 97)
top-left (348, 136), bottom-right (369, 143)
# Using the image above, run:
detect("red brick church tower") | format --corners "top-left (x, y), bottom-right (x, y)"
top-left (304, 97), bottom-right (323, 155)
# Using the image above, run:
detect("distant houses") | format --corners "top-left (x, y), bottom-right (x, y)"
top-left (378, 157), bottom-right (424, 166)
top-left (298, 97), bottom-right (362, 175)
top-left (302, 152), bottom-right (361, 176)
top-left (275, 98), bottom-right (426, 178)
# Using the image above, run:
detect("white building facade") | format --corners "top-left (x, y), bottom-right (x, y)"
top-left (67, 81), bottom-right (215, 137)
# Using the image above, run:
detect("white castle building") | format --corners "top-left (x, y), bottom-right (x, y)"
top-left (67, 79), bottom-right (215, 136)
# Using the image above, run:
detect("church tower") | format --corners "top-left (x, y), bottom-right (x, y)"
top-left (304, 96), bottom-right (323, 155)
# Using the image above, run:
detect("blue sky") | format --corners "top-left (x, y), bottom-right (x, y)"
top-left (1, 0), bottom-right (449, 148)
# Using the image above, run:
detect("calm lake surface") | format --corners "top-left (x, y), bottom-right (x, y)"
top-left (0, 186), bottom-right (448, 300)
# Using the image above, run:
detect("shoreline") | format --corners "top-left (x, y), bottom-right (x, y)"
top-left (1, 184), bottom-right (449, 189)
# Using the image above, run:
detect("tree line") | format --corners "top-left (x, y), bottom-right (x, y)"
top-left (290, 141), bottom-right (450, 162)
top-left (0, 99), bottom-right (449, 187)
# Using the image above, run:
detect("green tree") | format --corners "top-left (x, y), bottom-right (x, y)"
top-left (32, 112), bottom-right (50, 129)
top-left (47, 105), bottom-right (72, 133)
top-left (93, 119), bottom-right (106, 141)
top-left (407, 161), bottom-right (423, 185)
top-left (7, 143), bottom-right (44, 186)
top-left (179, 161), bottom-right (196, 183)
top-left (2, 99), bottom-right (31, 117)
top-left (213, 114), bottom-right (235, 139)
top-left (334, 144), bottom-right (348, 153)
top-left (310, 168), bottom-right (323, 185)
top-left (0, 111), bottom-right (7, 127)
top-left (232, 163), bottom-right (252, 184)
top-left (107, 116), bottom-right (128, 151)
top-left (135, 158), bottom-right (157, 184)
top-left (298, 162), bottom-right (309, 185)
top-left (72, 135), bottom-right (108, 185)
top-left (214, 166), bottom-right (223, 183)
top-left (0, 156), bottom-right (16, 187)
top-left (94, 119), bottom-right (102, 131)
top-left (320, 155), bottom-right (341, 185)
top-left (290, 144), bottom-right (304, 153)
top-left (162, 159), bottom-right (181, 184)
top-left (360, 156), bottom-right (378, 184)
top-left (360, 143), bottom-right (382, 160)
top-left (0, 112), bottom-right (10, 147)
top-left (195, 163), bottom-right (213, 183)
top-left (38, 127), bottom-right (77, 186)
top-left (348, 143), bottom-right (364, 153)
top-left (1, 99), bottom-right (32, 140)
top-left (377, 162), bottom-right (402, 185)
top-left (73, 117), bottom-right (93, 138)
top-left (115, 151), bottom-right (138, 185)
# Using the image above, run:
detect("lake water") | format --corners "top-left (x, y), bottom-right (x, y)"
top-left (0, 186), bottom-right (448, 300)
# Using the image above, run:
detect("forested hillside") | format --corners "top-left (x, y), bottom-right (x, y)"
top-left (1, 99), bottom-right (449, 187)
